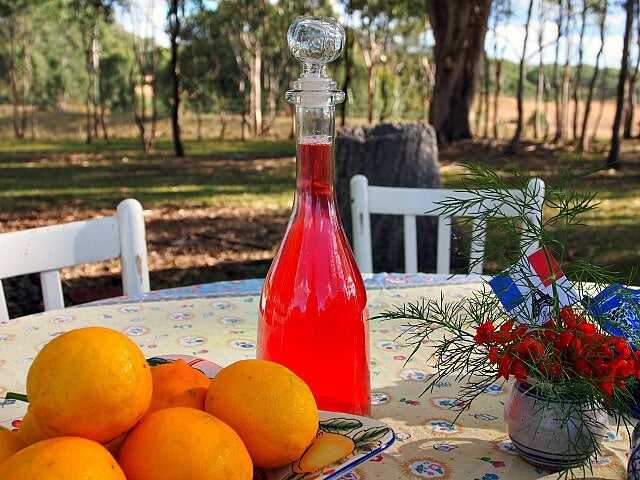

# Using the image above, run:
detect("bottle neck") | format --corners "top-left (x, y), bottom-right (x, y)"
top-left (295, 105), bottom-right (335, 197)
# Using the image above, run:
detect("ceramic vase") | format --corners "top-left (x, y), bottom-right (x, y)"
top-left (628, 421), bottom-right (640, 480)
top-left (504, 380), bottom-right (608, 471)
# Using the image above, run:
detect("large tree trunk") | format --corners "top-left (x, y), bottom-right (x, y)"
top-left (169, 0), bottom-right (184, 157)
top-left (579, 2), bottom-right (606, 152)
top-left (605, 0), bottom-right (635, 170)
top-left (506, 0), bottom-right (534, 154)
top-left (426, 0), bottom-right (492, 145)
top-left (335, 122), bottom-right (466, 272)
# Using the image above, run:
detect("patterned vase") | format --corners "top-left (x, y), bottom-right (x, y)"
top-left (628, 421), bottom-right (640, 480)
top-left (504, 380), bottom-right (608, 471)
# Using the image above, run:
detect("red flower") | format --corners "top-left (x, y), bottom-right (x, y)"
top-left (560, 306), bottom-right (580, 328)
top-left (518, 336), bottom-right (545, 359)
top-left (474, 321), bottom-right (495, 344)
top-left (577, 322), bottom-right (597, 336)
top-left (555, 331), bottom-right (574, 350)
top-left (600, 379), bottom-right (614, 396)
top-left (488, 346), bottom-right (499, 363)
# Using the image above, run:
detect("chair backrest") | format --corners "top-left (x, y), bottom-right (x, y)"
top-left (0, 198), bottom-right (150, 321)
top-left (349, 174), bottom-right (545, 274)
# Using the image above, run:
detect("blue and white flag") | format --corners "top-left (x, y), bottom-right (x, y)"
top-left (489, 248), bottom-right (579, 325)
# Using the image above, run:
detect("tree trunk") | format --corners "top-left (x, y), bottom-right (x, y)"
top-left (150, 40), bottom-right (158, 152)
top-left (218, 99), bottom-right (228, 140)
top-left (572, 2), bottom-right (587, 141)
top-left (426, 0), bottom-right (492, 145)
top-left (482, 53), bottom-right (490, 138)
top-left (579, 2), bottom-right (606, 152)
top-left (9, 13), bottom-right (26, 140)
top-left (359, 25), bottom-right (380, 125)
top-left (474, 65), bottom-right (483, 136)
top-left (335, 122), bottom-right (468, 272)
top-left (605, 0), bottom-right (634, 170)
top-left (506, 0), bottom-right (534, 155)
top-left (623, 64), bottom-right (638, 138)
top-left (552, 5), bottom-right (563, 143)
top-left (130, 71), bottom-right (149, 153)
top-left (534, 2), bottom-right (547, 140)
top-left (90, 28), bottom-right (100, 141)
top-left (240, 76), bottom-right (249, 141)
top-left (560, 0), bottom-right (572, 140)
top-left (591, 69), bottom-right (607, 141)
top-left (99, 70), bottom-right (110, 141)
top-left (493, 58), bottom-right (502, 138)
top-left (249, 46), bottom-right (262, 135)
top-left (169, 0), bottom-right (184, 157)
top-left (340, 28), bottom-right (355, 127)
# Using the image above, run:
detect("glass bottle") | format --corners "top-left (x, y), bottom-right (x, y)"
top-left (257, 16), bottom-right (370, 417)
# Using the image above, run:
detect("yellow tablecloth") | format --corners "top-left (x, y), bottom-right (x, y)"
top-left (0, 279), bottom-right (630, 479)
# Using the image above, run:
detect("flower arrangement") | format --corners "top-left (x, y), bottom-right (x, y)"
top-left (475, 305), bottom-right (640, 397)
top-left (373, 163), bottom-right (640, 476)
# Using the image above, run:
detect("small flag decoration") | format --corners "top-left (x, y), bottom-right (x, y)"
top-left (584, 283), bottom-right (640, 348)
top-left (489, 248), bottom-right (579, 325)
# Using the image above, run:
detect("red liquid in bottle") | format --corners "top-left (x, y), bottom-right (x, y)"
top-left (257, 140), bottom-right (371, 416)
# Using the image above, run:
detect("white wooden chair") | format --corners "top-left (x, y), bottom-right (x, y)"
top-left (0, 198), bottom-right (150, 321)
top-left (349, 175), bottom-right (545, 274)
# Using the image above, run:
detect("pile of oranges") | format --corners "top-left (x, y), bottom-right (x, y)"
top-left (0, 326), bottom-right (320, 479)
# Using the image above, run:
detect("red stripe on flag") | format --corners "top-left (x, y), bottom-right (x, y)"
top-left (528, 248), bottom-right (563, 287)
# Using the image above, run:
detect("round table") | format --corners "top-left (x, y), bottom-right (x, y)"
top-left (0, 273), bottom-right (630, 479)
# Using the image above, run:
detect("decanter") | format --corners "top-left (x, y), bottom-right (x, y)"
top-left (257, 16), bottom-right (371, 416)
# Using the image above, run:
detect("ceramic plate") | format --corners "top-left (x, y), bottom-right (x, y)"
top-left (147, 355), bottom-right (395, 480)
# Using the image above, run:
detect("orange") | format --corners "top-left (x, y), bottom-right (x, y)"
top-left (0, 436), bottom-right (126, 479)
top-left (26, 326), bottom-right (152, 443)
top-left (117, 407), bottom-right (252, 480)
top-left (204, 359), bottom-right (319, 469)
top-left (0, 425), bottom-right (24, 464)
top-left (16, 410), bottom-right (49, 446)
top-left (146, 359), bottom-right (211, 415)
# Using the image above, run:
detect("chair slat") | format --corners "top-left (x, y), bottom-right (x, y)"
top-left (0, 281), bottom-right (9, 323)
top-left (403, 215), bottom-right (418, 274)
top-left (437, 217), bottom-right (451, 274)
top-left (40, 270), bottom-right (65, 311)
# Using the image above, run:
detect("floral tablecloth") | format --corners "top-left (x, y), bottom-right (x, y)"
top-left (0, 274), bottom-right (631, 479)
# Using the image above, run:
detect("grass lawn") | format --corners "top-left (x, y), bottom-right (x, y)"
top-left (0, 133), bottom-right (638, 317)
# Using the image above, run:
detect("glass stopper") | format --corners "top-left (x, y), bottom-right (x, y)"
top-left (288, 16), bottom-right (345, 78)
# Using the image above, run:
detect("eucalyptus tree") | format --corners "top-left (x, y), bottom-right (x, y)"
top-left (426, 0), bottom-right (493, 145)
top-left (605, 0), bottom-right (636, 170)
top-left (0, 0), bottom-right (38, 138)
top-left (622, 7), bottom-right (639, 139)
top-left (579, 0), bottom-right (606, 152)
top-left (505, 0), bottom-right (534, 154)
top-left (168, 0), bottom-right (184, 156)
top-left (490, 0), bottom-right (512, 139)
top-left (572, 0), bottom-right (587, 140)
top-left (69, 0), bottom-right (116, 143)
